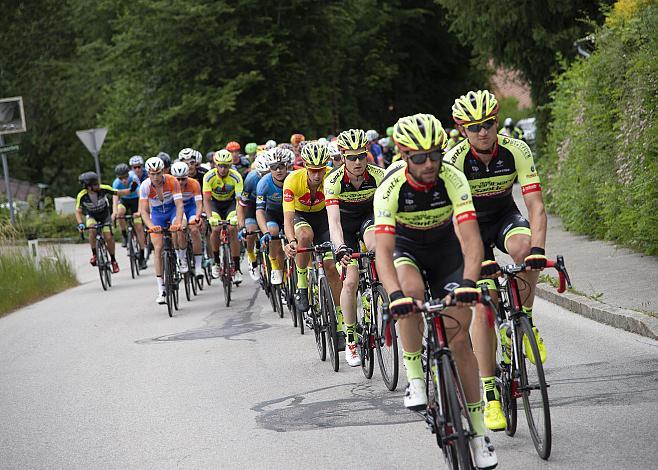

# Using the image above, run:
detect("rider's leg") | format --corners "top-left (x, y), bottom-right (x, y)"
top-left (151, 234), bottom-right (164, 295)
top-left (117, 204), bottom-right (127, 243)
top-left (294, 226), bottom-right (313, 289)
top-left (189, 223), bottom-right (203, 273)
top-left (396, 263), bottom-right (425, 384)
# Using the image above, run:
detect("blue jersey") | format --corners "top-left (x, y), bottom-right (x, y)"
top-left (256, 173), bottom-right (285, 213)
top-left (240, 170), bottom-right (262, 206)
top-left (369, 143), bottom-right (383, 162)
top-left (112, 174), bottom-right (140, 200)
top-left (129, 169), bottom-right (148, 184)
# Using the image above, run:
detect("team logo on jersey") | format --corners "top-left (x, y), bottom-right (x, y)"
top-left (283, 189), bottom-right (294, 202)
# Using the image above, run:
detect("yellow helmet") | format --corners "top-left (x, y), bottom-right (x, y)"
top-left (301, 141), bottom-right (329, 168)
top-left (336, 129), bottom-right (368, 151)
top-left (213, 149), bottom-right (233, 165)
top-left (392, 113), bottom-right (447, 151)
top-left (452, 90), bottom-right (499, 124)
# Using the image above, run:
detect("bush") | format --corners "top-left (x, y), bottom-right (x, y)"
top-left (542, 2), bottom-right (658, 255)
top-left (0, 208), bottom-right (79, 240)
top-left (0, 246), bottom-right (78, 316)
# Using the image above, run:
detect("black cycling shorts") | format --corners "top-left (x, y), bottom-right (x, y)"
top-left (479, 205), bottom-right (531, 261)
top-left (118, 197), bottom-right (139, 214)
top-left (294, 210), bottom-right (330, 245)
top-left (393, 229), bottom-right (464, 299)
top-left (341, 212), bottom-right (374, 252)
top-left (243, 201), bottom-right (256, 221)
top-left (265, 210), bottom-right (285, 230)
top-left (211, 198), bottom-right (237, 221)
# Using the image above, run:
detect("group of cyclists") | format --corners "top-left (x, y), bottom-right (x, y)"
top-left (75, 89), bottom-right (547, 469)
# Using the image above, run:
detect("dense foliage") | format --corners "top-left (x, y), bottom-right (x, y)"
top-left (1, 0), bottom-right (486, 196)
top-left (542, 2), bottom-right (658, 255)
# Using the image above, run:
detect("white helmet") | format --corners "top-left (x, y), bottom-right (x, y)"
top-left (129, 155), bottom-right (144, 166)
top-left (265, 139), bottom-right (277, 150)
top-left (317, 137), bottom-right (328, 145)
top-left (378, 137), bottom-right (390, 148)
top-left (327, 141), bottom-right (340, 157)
top-left (178, 147), bottom-right (196, 162)
top-left (171, 161), bottom-right (189, 177)
top-left (366, 129), bottom-right (379, 141)
top-left (267, 147), bottom-right (294, 166)
top-left (193, 150), bottom-right (203, 164)
top-left (145, 156), bottom-right (165, 172)
top-left (253, 154), bottom-right (270, 173)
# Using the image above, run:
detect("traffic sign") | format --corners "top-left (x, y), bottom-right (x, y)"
top-left (76, 128), bottom-right (108, 155)
top-left (0, 144), bottom-right (19, 153)
top-left (0, 97), bottom-right (27, 136)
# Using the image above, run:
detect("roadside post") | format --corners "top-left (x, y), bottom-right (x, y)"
top-left (0, 96), bottom-right (27, 225)
top-left (76, 128), bottom-right (108, 181)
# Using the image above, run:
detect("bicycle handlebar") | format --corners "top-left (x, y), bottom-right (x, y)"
top-left (295, 241), bottom-right (334, 255)
top-left (499, 255), bottom-right (572, 293)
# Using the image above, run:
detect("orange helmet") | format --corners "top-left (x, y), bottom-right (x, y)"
top-left (226, 141), bottom-right (241, 152)
top-left (290, 134), bottom-right (305, 145)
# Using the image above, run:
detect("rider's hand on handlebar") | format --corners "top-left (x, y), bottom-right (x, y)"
top-left (480, 259), bottom-right (500, 278)
top-left (149, 225), bottom-right (163, 233)
top-left (525, 247), bottom-right (547, 270)
top-left (388, 290), bottom-right (419, 317)
top-left (334, 244), bottom-right (353, 268)
top-left (448, 279), bottom-right (479, 307)
top-left (77, 223), bottom-right (86, 233)
top-left (284, 240), bottom-right (297, 258)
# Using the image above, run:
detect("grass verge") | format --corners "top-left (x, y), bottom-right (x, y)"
top-left (0, 247), bottom-right (78, 317)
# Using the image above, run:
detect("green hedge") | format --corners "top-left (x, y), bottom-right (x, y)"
top-left (542, 3), bottom-right (658, 255)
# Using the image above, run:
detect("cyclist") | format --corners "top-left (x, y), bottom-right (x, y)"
top-left (112, 163), bottom-right (147, 268)
top-left (76, 171), bottom-right (135, 273)
top-left (129, 155), bottom-right (148, 183)
top-left (139, 157), bottom-right (184, 304)
top-left (373, 113), bottom-right (497, 468)
top-left (326, 129), bottom-right (385, 367)
top-left (365, 129), bottom-right (384, 167)
top-left (444, 128), bottom-right (463, 151)
top-left (327, 141), bottom-right (342, 169)
top-left (226, 141), bottom-right (251, 178)
top-left (203, 149), bottom-right (245, 283)
top-left (245, 142), bottom-right (258, 164)
top-left (178, 148), bottom-right (208, 187)
top-left (282, 142), bottom-right (345, 348)
top-left (447, 90), bottom-right (547, 432)
top-left (290, 133), bottom-right (305, 168)
top-left (171, 161), bottom-right (203, 278)
top-left (265, 139), bottom-right (277, 150)
top-left (256, 147), bottom-right (293, 285)
top-left (500, 117), bottom-right (525, 140)
top-left (156, 152), bottom-right (172, 174)
top-left (239, 151), bottom-right (270, 281)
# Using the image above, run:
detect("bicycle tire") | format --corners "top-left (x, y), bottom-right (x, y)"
top-left (374, 285), bottom-right (398, 391)
top-left (97, 241), bottom-right (108, 291)
top-left (184, 271), bottom-right (192, 301)
top-left (358, 287), bottom-right (375, 379)
top-left (163, 253), bottom-right (173, 318)
top-left (105, 261), bottom-right (112, 287)
top-left (441, 354), bottom-right (473, 470)
top-left (495, 320), bottom-right (518, 437)
top-left (518, 315), bottom-right (551, 459)
top-left (172, 254), bottom-right (180, 311)
top-left (286, 262), bottom-right (298, 327)
top-left (129, 232), bottom-right (137, 279)
top-left (321, 277), bottom-right (339, 372)
top-left (187, 248), bottom-right (198, 296)
top-left (222, 243), bottom-right (232, 307)
top-left (273, 285), bottom-right (284, 318)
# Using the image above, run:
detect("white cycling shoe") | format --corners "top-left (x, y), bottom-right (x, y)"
top-left (156, 292), bottom-right (166, 305)
top-left (249, 266), bottom-right (261, 281)
top-left (345, 342), bottom-right (361, 367)
top-left (233, 271), bottom-right (243, 284)
top-left (469, 435), bottom-right (498, 469)
top-left (404, 378), bottom-right (427, 410)
top-left (270, 269), bottom-right (283, 285)
top-left (211, 264), bottom-right (220, 279)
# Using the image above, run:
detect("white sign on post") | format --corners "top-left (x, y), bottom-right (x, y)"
top-left (76, 127), bottom-right (108, 180)
top-left (0, 97), bottom-right (27, 135)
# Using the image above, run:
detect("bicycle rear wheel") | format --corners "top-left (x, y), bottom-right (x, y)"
top-left (374, 285), bottom-right (398, 391)
top-left (172, 255), bottom-right (179, 311)
top-left (321, 277), bottom-right (339, 372)
top-left (495, 323), bottom-right (517, 437)
top-left (518, 315), bottom-right (551, 459)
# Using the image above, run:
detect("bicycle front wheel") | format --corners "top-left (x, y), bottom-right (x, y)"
top-left (221, 244), bottom-right (232, 307)
top-left (358, 287), bottom-right (374, 379)
top-left (97, 244), bottom-right (108, 291)
top-left (129, 233), bottom-right (137, 279)
top-left (374, 285), bottom-right (398, 391)
top-left (320, 277), bottom-right (339, 372)
top-left (518, 315), bottom-right (551, 459)
top-left (163, 253), bottom-right (174, 318)
top-left (440, 354), bottom-right (472, 470)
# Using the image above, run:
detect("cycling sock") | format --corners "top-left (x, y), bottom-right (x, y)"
top-left (296, 266), bottom-right (308, 289)
top-left (194, 255), bottom-right (202, 270)
top-left (247, 249), bottom-right (256, 264)
top-left (335, 306), bottom-right (344, 332)
top-left (140, 249), bottom-right (145, 260)
top-left (156, 276), bottom-right (164, 293)
top-left (481, 376), bottom-right (499, 402)
top-left (270, 256), bottom-right (280, 271)
top-left (345, 322), bottom-right (356, 343)
top-left (403, 349), bottom-right (424, 381)
top-left (467, 401), bottom-right (486, 437)
top-left (233, 257), bottom-right (241, 272)
top-left (110, 254), bottom-right (116, 262)
top-left (523, 306), bottom-right (534, 326)
top-left (213, 251), bottom-right (220, 263)
top-left (121, 230), bottom-right (127, 240)
top-left (92, 248), bottom-right (97, 255)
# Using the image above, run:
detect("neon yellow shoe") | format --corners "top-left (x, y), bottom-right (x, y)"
top-left (523, 326), bottom-right (546, 365)
top-left (484, 400), bottom-right (507, 431)
top-left (499, 325), bottom-right (511, 365)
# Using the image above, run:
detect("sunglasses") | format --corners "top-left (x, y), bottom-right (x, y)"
top-left (407, 150), bottom-right (443, 165)
top-left (132, 165), bottom-right (142, 170)
top-left (270, 163), bottom-right (287, 171)
top-left (464, 118), bottom-right (496, 133)
top-left (217, 164), bottom-right (230, 169)
top-left (345, 152), bottom-right (368, 162)
top-left (332, 156), bottom-right (342, 161)
top-left (306, 167), bottom-right (326, 173)
top-left (176, 177), bottom-right (188, 182)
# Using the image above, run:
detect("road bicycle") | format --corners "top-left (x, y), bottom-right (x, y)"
top-left (80, 222), bottom-right (113, 291)
top-left (258, 232), bottom-right (287, 319)
top-left (297, 242), bottom-right (339, 372)
top-left (115, 215), bottom-right (141, 279)
top-left (345, 250), bottom-right (398, 390)
top-left (198, 214), bottom-right (213, 288)
top-left (181, 223), bottom-right (199, 301)
top-left (214, 219), bottom-right (234, 307)
top-left (149, 225), bottom-right (181, 318)
top-left (495, 256), bottom-right (572, 460)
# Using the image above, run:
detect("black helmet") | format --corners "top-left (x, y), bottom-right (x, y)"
top-left (156, 151), bottom-right (171, 168)
top-left (79, 171), bottom-right (99, 187)
top-left (206, 151), bottom-right (215, 162)
top-left (115, 163), bottom-right (130, 177)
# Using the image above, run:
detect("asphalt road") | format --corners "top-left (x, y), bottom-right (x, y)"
top-left (1, 245), bottom-right (656, 469)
